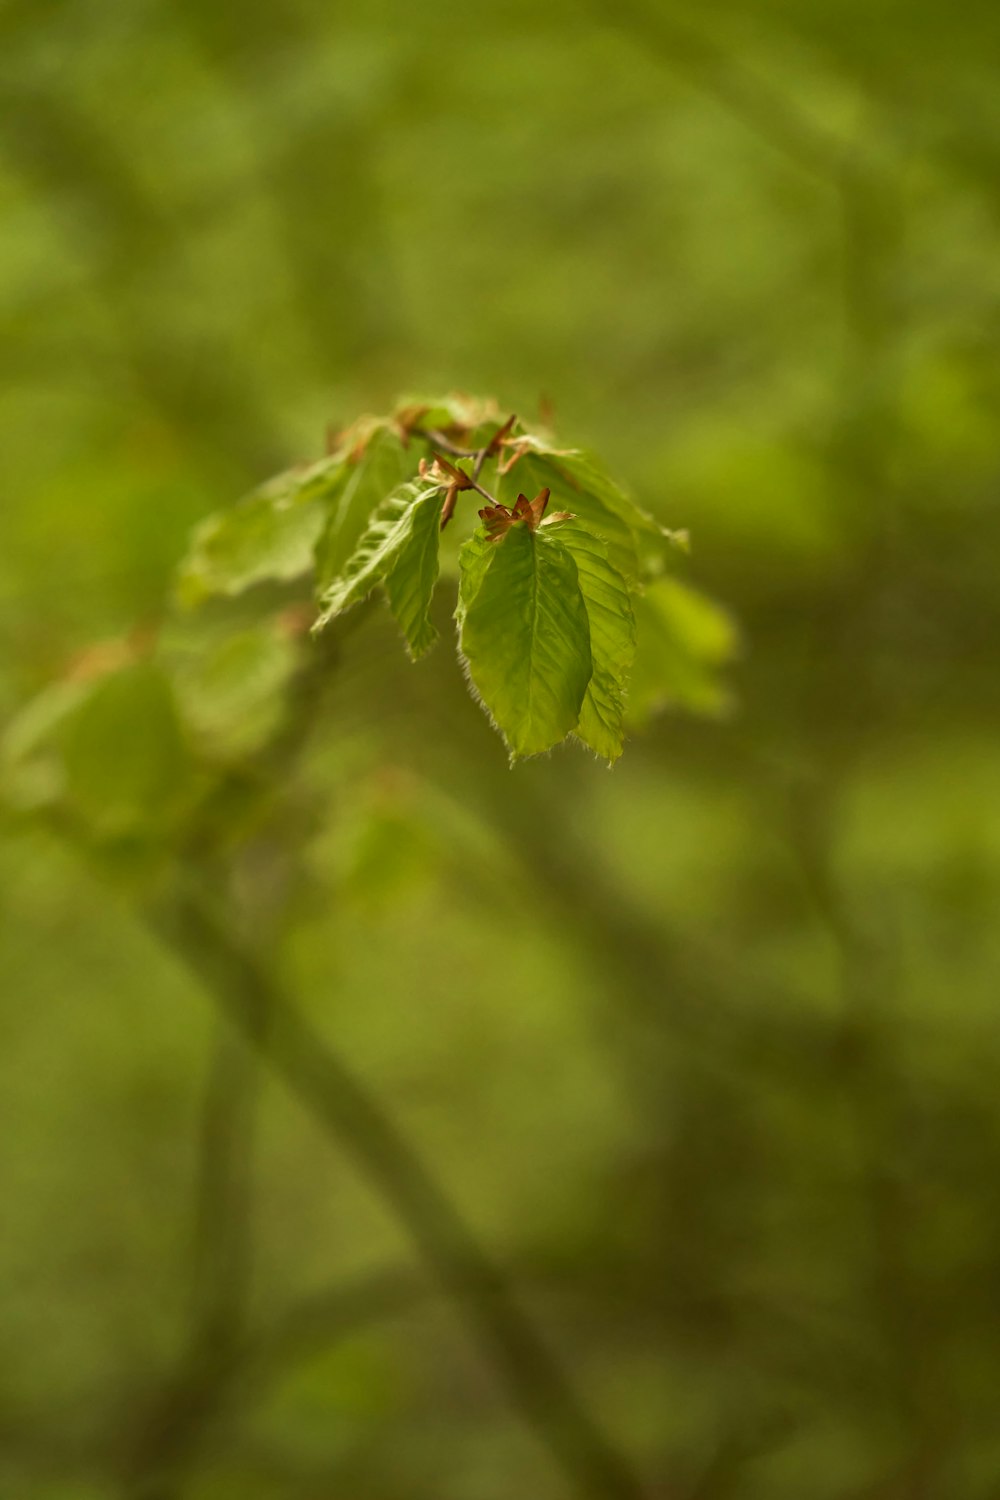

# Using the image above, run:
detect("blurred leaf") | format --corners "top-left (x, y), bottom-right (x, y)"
top-left (457, 523), bottom-right (592, 761)
top-left (2, 677), bottom-right (93, 767)
top-left (255, 1334), bottom-right (399, 1452)
top-left (168, 618), bottom-right (301, 760)
top-left (314, 480), bottom-right (444, 657)
top-left (554, 518), bottom-right (636, 764)
top-left (897, 347), bottom-right (1000, 480)
top-left (392, 392), bottom-right (505, 445)
top-left (627, 575), bottom-right (738, 726)
top-left (61, 662), bottom-right (197, 839)
top-left (2, 678), bottom-right (97, 814)
top-left (662, 433), bottom-right (848, 576)
top-left (336, 776), bottom-right (440, 909)
top-left (256, 449), bottom-right (351, 509)
top-left (176, 493), bottom-right (326, 607)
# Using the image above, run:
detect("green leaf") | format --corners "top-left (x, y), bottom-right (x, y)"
top-left (455, 527), bottom-right (495, 630)
top-left (457, 523), bottom-right (593, 761)
top-left (315, 426), bottom-right (412, 590)
top-left (498, 451), bottom-right (642, 584)
top-left (500, 438), bottom-right (671, 582)
top-left (257, 451), bottom-right (351, 509)
top-left (553, 519), bottom-right (636, 764)
top-left (176, 494), bottom-right (325, 606)
top-left (382, 484), bottom-right (444, 659)
top-left (2, 677), bottom-right (93, 766)
top-left (62, 663), bottom-right (197, 838)
top-left (335, 780), bottom-right (440, 911)
top-left (1, 677), bottom-right (95, 812)
top-left (314, 480), bottom-right (444, 657)
top-left (168, 618), bottom-right (300, 760)
top-left (627, 576), bottom-right (738, 726)
top-left (392, 393), bottom-right (505, 446)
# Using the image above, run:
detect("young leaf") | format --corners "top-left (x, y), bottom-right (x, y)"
top-left (499, 451), bottom-right (643, 584)
top-left (457, 524), bottom-right (592, 761)
top-left (315, 425), bottom-right (411, 590)
top-left (627, 575), bottom-right (738, 726)
top-left (393, 393), bottom-right (504, 449)
top-left (455, 528), bottom-right (496, 630)
top-left (256, 450), bottom-right (350, 509)
top-left (167, 619), bottom-right (300, 760)
top-left (1, 678), bottom-right (96, 812)
top-left (62, 663), bottom-right (197, 838)
top-left (382, 483), bottom-right (445, 659)
top-left (177, 494), bottom-right (325, 606)
top-left (552, 519), bottom-right (636, 764)
top-left (313, 481), bottom-right (444, 658)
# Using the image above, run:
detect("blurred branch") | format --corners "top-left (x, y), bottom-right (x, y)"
top-left (782, 776), bottom-right (954, 1495)
top-left (587, 0), bottom-right (852, 182)
top-left (118, 640), bottom-right (354, 1497)
top-left (585, 0), bottom-right (898, 402)
top-left (119, 1264), bottom-right (426, 1499)
top-left (686, 1409), bottom-right (799, 1500)
top-left (188, 1020), bottom-right (260, 1360)
top-left (120, 933), bottom-right (266, 1499)
top-left (145, 884), bottom-right (649, 1500)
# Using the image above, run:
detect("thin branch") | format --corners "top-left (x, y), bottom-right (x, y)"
top-left (412, 428), bottom-right (481, 460)
top-left (118, 1266), bottom-right (427, 1499)
top-left (146, 888), bottom-right (648, 1500)
top-left (120, 1005), bottom-right (266, 1500)
top-left (415, 434), bottom-right (501, 506)
top-left (471, 442), bottom-right (491, 485)
top-left (782, 776), bottom-right (952, 1493)
top-left (584, 0), bottom-right (899, 397)
top-left (435, 459), bottom-right (498, 507)
top-left (414, 416), bottom-right (518, 521)
top-left (189, 1021), bottom-right (259, 1352)
top-left (587, 0), bottom-right (850, 184)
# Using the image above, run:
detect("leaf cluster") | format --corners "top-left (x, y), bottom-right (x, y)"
top-left (176, 395), bottom-right (735, 765)
top-left (1, 397), bottom-right (737, 864)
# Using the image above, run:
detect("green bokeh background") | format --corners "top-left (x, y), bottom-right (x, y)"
top-left (3, 2), bottom-right (1000, 1496)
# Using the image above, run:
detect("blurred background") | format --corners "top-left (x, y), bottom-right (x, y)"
top-left (3, 1), bottom-right (1000, 1496)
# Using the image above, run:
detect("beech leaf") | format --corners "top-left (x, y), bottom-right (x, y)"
top-left (458, 523), bottom-right (592, 761)
top-left (627, 576), bottom-right (739, 726)
top-left (177, 494), bottom-right (325, 606)
top-left (315, 425), bottom-right (410, 590)
top-left (553, 519), bottom-right (636, 764)
top-left (314, 480), bottom-right (444, 658)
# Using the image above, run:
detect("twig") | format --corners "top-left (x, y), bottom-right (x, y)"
top-left (415, 417), bottom-right (519, 522)
top-left (586, 0), bottom-right (849, 184)
top-left (431, 451), bottom-right (499, 506)
top-left (774, 759), bottom-right (951, 1493)
top-left (189, 1021), bottom-right (259, 1353)
top-left (412, 428), bottom-right (480, 459)
top-left (119, 1266), bottom-right (427, 1498)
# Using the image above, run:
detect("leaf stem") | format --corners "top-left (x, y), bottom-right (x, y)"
top-left (414, 426), bottom-right (506, 512)
top-left (442, 464), bottom-right (498, 507)
top-left (413, 428), bottom-right (480, 459)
